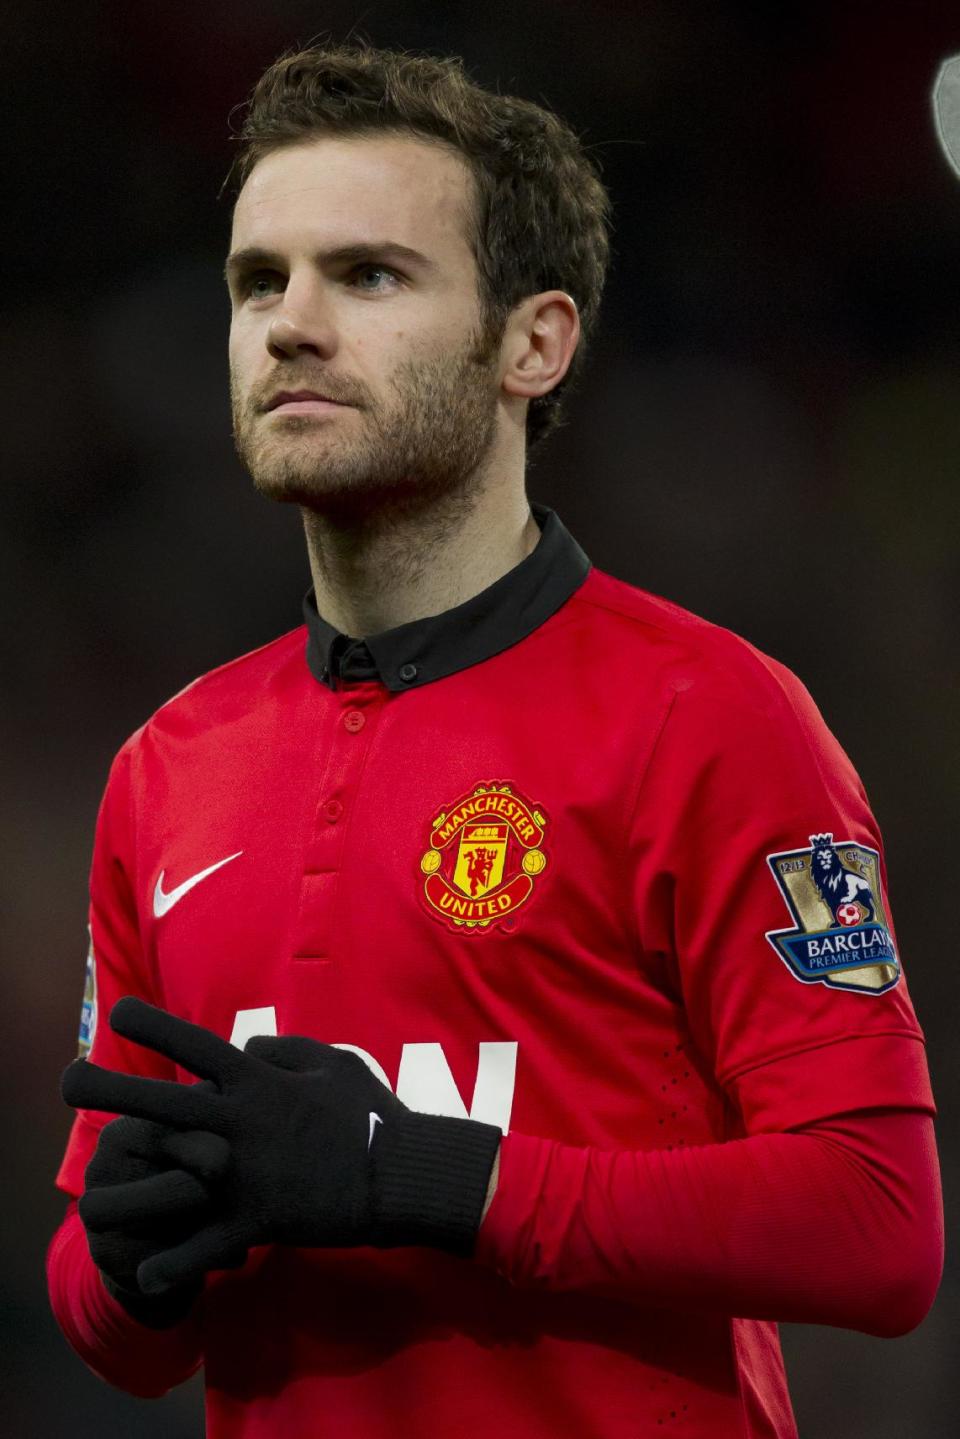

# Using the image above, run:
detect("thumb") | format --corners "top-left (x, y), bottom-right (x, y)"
top-left (137, 1221), bottom-right (246, 1295)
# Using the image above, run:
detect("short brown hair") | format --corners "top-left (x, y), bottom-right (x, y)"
top-left (222, 40), bottom-right (614, 454)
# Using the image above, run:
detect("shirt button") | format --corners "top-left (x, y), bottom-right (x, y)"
top-left (398, 663), bottom-right (418, 683)
top-left (343, 710), bottom-right (366, 732)
top-left (323, 799), bottom-right (343, 823)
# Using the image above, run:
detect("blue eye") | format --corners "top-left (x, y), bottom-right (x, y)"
top-left (351, 264), bottom-right (400, 291)
top-left (240, 263), bottom-right (401, 302)
top-left (246, 272), bottom-right (281, 300)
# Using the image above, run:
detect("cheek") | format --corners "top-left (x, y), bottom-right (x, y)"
top-left (228, 330), bottom-right (258, 391)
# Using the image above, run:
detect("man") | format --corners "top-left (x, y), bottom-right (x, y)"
top-left (49, 41), bottom-right (943, 1439)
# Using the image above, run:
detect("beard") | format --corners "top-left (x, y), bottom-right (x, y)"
top-left (230, 318), bottom-right (505, 532)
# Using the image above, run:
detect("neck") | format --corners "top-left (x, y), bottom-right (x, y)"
top-left (301, 480), bottom-right (540, 637)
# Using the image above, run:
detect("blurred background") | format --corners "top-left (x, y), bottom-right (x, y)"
top-left (3, 1), bottom-right (957, 1434)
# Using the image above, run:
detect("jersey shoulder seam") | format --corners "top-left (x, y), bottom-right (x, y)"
top-left (574, 579), bottom-right (801, 705)
top-left (573, 578), bottom-right (719, 639)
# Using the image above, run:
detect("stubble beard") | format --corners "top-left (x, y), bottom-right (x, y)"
top-left (230, 323), bottom-right (504, 533)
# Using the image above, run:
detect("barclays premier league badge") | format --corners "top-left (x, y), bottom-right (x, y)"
top-left (78, 926), bottom-right (98, 1056)
top-left (765, 834), bottom-right (901, 994)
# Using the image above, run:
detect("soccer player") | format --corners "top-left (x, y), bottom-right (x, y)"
top-left (49, 41), bottom-right (943, 1439)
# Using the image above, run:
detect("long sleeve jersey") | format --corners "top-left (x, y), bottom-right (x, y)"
top-left (49, 504), bottom-right (942, 1437)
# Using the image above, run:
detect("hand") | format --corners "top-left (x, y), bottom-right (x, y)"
top-left (61, 998), bottom-right (502, 1298)
top-left (75, 1102), bottom-right (244, 1328)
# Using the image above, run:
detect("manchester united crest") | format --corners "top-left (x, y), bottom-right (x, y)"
top-left (420, 781), bottom-right (548, 931)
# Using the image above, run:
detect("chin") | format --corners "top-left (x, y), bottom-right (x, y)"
top-left (250, 469), bottom-right (369, 516)
top-left (251, 474), bottom-right (331, 507)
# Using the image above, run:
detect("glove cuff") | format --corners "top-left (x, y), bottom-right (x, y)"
top-left (371, 1111), bottom-right (502, 1256)
top-left (100, 1270), bottom-right (201, 1330)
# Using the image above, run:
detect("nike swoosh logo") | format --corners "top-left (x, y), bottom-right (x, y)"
top-left (153, 851), bottom-right (243, 918)
top-left (368, 1111), bottom-right (383, 1152)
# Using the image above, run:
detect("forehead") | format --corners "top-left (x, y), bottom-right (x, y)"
top-left (231, 134), bottom-right (475, 265)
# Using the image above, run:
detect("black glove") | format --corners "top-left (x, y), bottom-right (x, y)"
top-left (61, 997), bottom-right (502, 1299)
top-left (75, 1104), bottom-right (241, 1328)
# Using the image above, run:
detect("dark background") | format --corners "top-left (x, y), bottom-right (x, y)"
top-left (3, 2), bottom-right (957, 1434)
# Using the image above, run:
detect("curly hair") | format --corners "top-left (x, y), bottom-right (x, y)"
top-left (221, 39), bottom-right (615, 454)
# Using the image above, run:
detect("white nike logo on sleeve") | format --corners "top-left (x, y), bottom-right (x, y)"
top-left (368, 1112), bottom-right (383, 1151)
top-left (153, 851), bottom-right (243, 918)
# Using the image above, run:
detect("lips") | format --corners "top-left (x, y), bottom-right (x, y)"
top-left (266, 390), bottom-right (343, 411)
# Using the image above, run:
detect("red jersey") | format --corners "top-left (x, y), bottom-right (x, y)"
top-left (51, 503), bottom-right (936, 1436)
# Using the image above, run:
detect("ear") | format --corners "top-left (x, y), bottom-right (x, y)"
top-left (501, 290), bottom-right (580, 405)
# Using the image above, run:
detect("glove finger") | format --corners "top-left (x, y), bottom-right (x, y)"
top-left (215, 1242), bottom-right (250, 1271)
top-left (244, 1034), bottom-right (334, 1072)
top-left (94, 1115), bottom-right (172, 1170)
top-left (109, 997), bottom-right (245, 1086)
top-left (106, 1081), bottom-right (218, 1143)
top-left (61, 1058), bottom-right (218, 1131)
top-left (137, 1221), bottom-right (243, 1295)
top-left (86, 1139), bottom-right (156, 1190)
top-left (158, 1129), bottom-right (232, 1181)
top-left (79, 1169), bottom-right (211, 1233)
top-left (101, 1270), bottom-right (202, 1330)
top-left (89, 1228), bottom-right (152, 1283)
top-left (90, 1229), bottom-right (186, 1286)
top-left (98, 1113), bottom-right (163, 1149)
top-left (92, 1088), bottom-right (221, 1169)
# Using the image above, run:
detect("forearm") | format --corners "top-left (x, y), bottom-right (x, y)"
top-left (46, 1202), bottom-right (203, 1398)
top-left (475, 1109), bottom-right (942, 1335)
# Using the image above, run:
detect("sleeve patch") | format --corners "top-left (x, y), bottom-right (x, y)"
top-left (78, 926), bottom-right (98, 1056)
top-left (765, 834), bottom-right (901, 995)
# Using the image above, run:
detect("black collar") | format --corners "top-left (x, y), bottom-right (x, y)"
top-left (302, 502), bottom-right (591, 691)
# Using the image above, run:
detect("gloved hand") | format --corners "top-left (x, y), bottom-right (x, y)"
top-left (61, 997), bottom-right (502, 1298)
top-left (75, 1100), bottom-right (245, 1328)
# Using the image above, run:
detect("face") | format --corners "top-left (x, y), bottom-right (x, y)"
top-left (227, 134), bottom-right (509, 525)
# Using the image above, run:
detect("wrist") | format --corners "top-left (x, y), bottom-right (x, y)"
top-left (371, 1110), bottom-right (503, 1255)
top-left (481, 1144), bottom-right (501, 1223)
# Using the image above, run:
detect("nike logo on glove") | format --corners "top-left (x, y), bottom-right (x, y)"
top-left (153, 852), bottom-right (243, 918)
top-left (368, 1112), bottom-right (383, 1152)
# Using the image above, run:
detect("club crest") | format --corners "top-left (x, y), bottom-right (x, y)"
top-left (766, 834), bottom-right (901, 994)
top-left (420, 781), bottom-right (548, 932)
top-left (78, 925), bottom-right (98, 1056)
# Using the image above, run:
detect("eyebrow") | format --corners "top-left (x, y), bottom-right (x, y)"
top-left (223, 240), bottom-right (439, 286)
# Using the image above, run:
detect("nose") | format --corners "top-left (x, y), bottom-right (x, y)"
top-left (267, 312), bottom-right (332, 361)
top-left (266, 272), bottom-right (338, 360)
